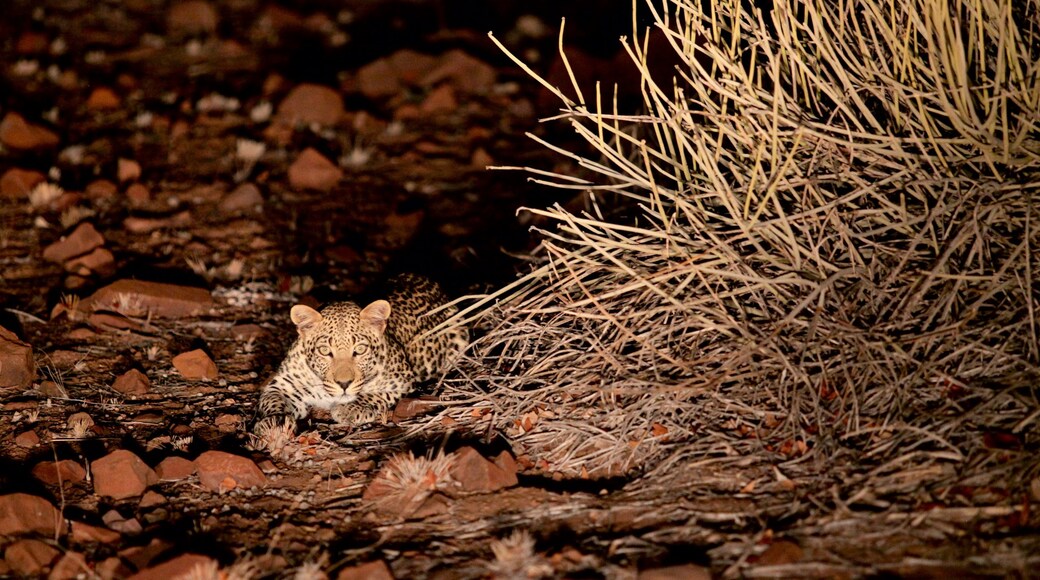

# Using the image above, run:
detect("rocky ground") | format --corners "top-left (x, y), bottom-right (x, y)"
top-left (1, 1), bottom-right (1038, 579)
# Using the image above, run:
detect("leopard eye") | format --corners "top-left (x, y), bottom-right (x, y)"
top-left (316, 344), bottom-right (332, 357)
top-left (353, 343), bottom-right (369, 355)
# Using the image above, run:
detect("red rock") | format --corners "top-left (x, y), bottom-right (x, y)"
top-left (86, 87), bottom-right (121, 110)
top-left (276, 83), bottom-right (345, 126)
top-left (172, 349), bottom-right (218, 380)
top-left (356, 57), bottom-right (403, 100)
top-left (470, 147), bottom-right (493, 168)
top-left (70, 520), bottom-right (121, 544)
top-left (32, 459), bottom-right (87, 485)
top-left (287, 148), bottom-right (342, 192)
top-left (156, 456), bottom-right (196, 481)
top-left (419, 84), bottom-right (457, 115)
top-left (168, 1), bottom-right (219, 35)
top-left (139, 491), bottom-right (166, 508)
top-left (194, 451), bottom-right (266, 492)
top-left (492, 450), bottom-right (519, 475)
top-left (42, 222), bottom-right (105, 263)
top-left (336, 560), bottom-right (394, 580)
top-left (15, 31), bottom-right (49, 55)
top-left (85, 179), bottom-right (118, 199)
top-left (423, 49), bottom-right (496, 94)
top-left (755, 540), bottom-right (803, 565)
top-left (117, 158), bottom-right (141, 183)
top-left (65, 247), bottom-right (116, 277)
top-left (218, 182), bottom-right (263, 212)
top-left (0, 493), bottom-right (62, 536)
top-left (123, 211), bottom-right (192, 233)
top-left (0, 112), bottom-right (60, 151)
top-left (91, 449), bottom-right (158, 500)
top-left (125, 183), bottom-right (151, 204)
top-left (4, 538), bottom-right (60, 575)
top-left (48, 551), bottom-right (91, 580)
top-left (102, 510), bottom-right (142, 534)
top-left (111, 369), bottom-right (150, 396)
top-left (128, 553), bottom-right (215, 580)
top-left (391, 397), bottom-right (439, 422)
top-left (449, 446), bottom-right (518, 493)
top-left (82, 279), bottom-right (214, 319)
top-left (14, 430), bottom-right (39, 447)
top-left (0, 326), bottom-right (35, 390)
top-left (0, 168), bottom-right (46, 198)
top-left (637, 564), bottom-right (712, 580)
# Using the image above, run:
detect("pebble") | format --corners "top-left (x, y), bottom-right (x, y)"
top-left (0, 168), bottom-right (46, 198)
top-left (449, 446), bottom-right (518, 493)
top-left (218, 182), bottom-right (263, 213)
top-left (86, 87), bottom-right (121, 110)
top-left (276, 83), bottom-right (345, 126)
top-left (128, 553), bottom-right (215, 580)
top-left (0, 112), bottom-right (60, 151)
top-left (287, 147), bottom-right (342, 192)
top-left (167, 1), bottom-right (219, 36)
top-left (0, 326), bottom-right (35, 390)
top-left (194, 450), bottom-right (266, 492)
top-left (172, 349), bottom-right (218, 380)
top-left (42, 222), bottom-right (105, 263)
top-left (112, 369), bottom-right (150, 396)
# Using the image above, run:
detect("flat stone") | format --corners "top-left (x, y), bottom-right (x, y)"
top-left (65, 247), bottom-right (116, 277)
top-left (276, 83), bottom-right (345, 126)
top-left (167, 1), bottom-right (219, 36)
top-left (336, 560), bottom-right (394, 580)
top-left (42, 222), bottom-right (105, 263)
top-left (194, 451), bottom-right (266, 492)
top-left (125, 183), bottom-right (151, 204)
top-left (0, 112), bottom-right (60, 151)
top-left (91, 449), bottom-right (158, 500)
top-left (81, 279), bottom-right (213, 319)
top-left (86, 87), bottom-right (121, 110)
top-left (0, 493), bottom-right (62, 536)
top-left (172, 349), bottom-right (218, 380)
top-left (32, 459), bottom-right (87, 485)
top-left (4, 538), bottom-right (60, 576)
top-left (48, 551), bottom-right (91, 580)
top-left (287, 147), bottom-right (342, 192)
top-left (156, 456), bottom-right (196, 481)
top-left (111, 369), bottom-right (150, 396)
top-left (218, 182), bottom-right (263, 213)
top-left (123, 211), bottom-right (192, 234)
top-left (0, 326), bottom-right (35, 390)
top-left (84, 179), bottom-right (118, 199)
top-left (449, 446), bottom-right (518, 493)
top-left (0, 168), bottom-right (46, 198)
top-left (70, 520), bottom-right (121, 544)
top-left (14, 430), bottom-right (39, 447)
top-left (128, 553), bottom-right (216, 580)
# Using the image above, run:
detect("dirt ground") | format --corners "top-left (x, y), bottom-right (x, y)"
top-left (1, 1), bottom-right (1038, 578)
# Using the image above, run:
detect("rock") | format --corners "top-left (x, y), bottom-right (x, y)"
top-left (85, 179), bottom-right (118, 199)
top-left (117, 158), bottom-right (141, 183)
top-left (4, 538), bottom-right (60, 576)
top-left (65, 247), bottom-right (116, 277)
top-left (139, 491), bottom-right (166, 508)
top-left (337, 560), bottom-right (394, 580)
top-left (48, 551), bottom-right (91, 580)
top-left (637, 564), bottom-right (712, 580)
top-left (126, 183), bottom-right (151, 204)
top-left (86, 87), bottom-right (121, 110)
top-left (194, 451), bottom-right (266, 492)
top-left (128, 553), bottom-right (216, 580)
top-left (96, 556), bottom-right (133, 579)
top-left (0, 168), bottom-right (46, 198)
top-left (391, 397), bottom-right (439, 422)
top-left (42, 222), bottom-right (105, 263)
top-left (32, 459), bottom-right (87, 485)
top-left (70, 520), bottom-right (121, 544)
top-left (47, 552), bottom-right (91, 580)
top-left (91, 449), bottom-right (158, 500)
top-left (171, 349), bottom-right (217, 380)
top-left (111, 369), bottom-right (150, 396)
top-left (276, 84), bottom-right (345, 126)
top-left (81, 279), bottom-right (214, 319)
top-left (357, 49), bottom-right (437, 99)
top-left (0, 493), bottom-right (62, 536)
top-left (102, 510), bottom-right (143, 534)
top-left (123, 211), bottom-right (192, 233)
top-left (423, 49), bottom-right (497, 95)
top-left (0, 326), bottom-right (35, 390)
top-left (218, 182), bottom-right (263, 213)
top-left (168, 1), bottom-right (219, 36)
top-left (156, 456), bottom-right (196, 481)
top-left (755, 540), bottom-right (803, 566)
top-left (14, 430), bottom-right (39, 447)
top-left (15, 31), bottom-right (48, 54)
top-left (470, 146), bottom-right (493, 168)
top-left (287, 148), bottom-right (342, 191)
top-left (449, 446), bottom-right (518, 493)
top-left (419, 84), bottom-right (457, 115)
top-left (0, 112), bottom-right (60, 151)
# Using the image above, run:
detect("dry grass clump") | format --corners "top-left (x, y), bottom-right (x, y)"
top-left (437, 0), bottom-right (1040, 485)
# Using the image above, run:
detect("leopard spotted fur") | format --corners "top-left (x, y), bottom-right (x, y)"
top-left (254, 274), bottom-right (467, 433)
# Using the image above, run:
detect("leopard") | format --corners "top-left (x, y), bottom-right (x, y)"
top-left (253, 273), bottom-right (468, 434)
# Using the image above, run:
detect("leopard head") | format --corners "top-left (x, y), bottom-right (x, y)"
top-left (289, 300), bottom-right (391, 398)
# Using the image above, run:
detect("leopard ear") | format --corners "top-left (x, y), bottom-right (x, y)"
top-left (359, 300), bottom-right (391, 334)
top-left (290, 305), bottom-right (323, 336)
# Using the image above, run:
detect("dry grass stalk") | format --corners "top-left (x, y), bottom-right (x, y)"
top-left (433, 0), bottom-right (1040, 490)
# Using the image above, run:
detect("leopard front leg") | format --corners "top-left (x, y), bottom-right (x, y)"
top-left (330, 392), bottom-right (396, 427)
top-left (253, 377), bottom-right (305, 435)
